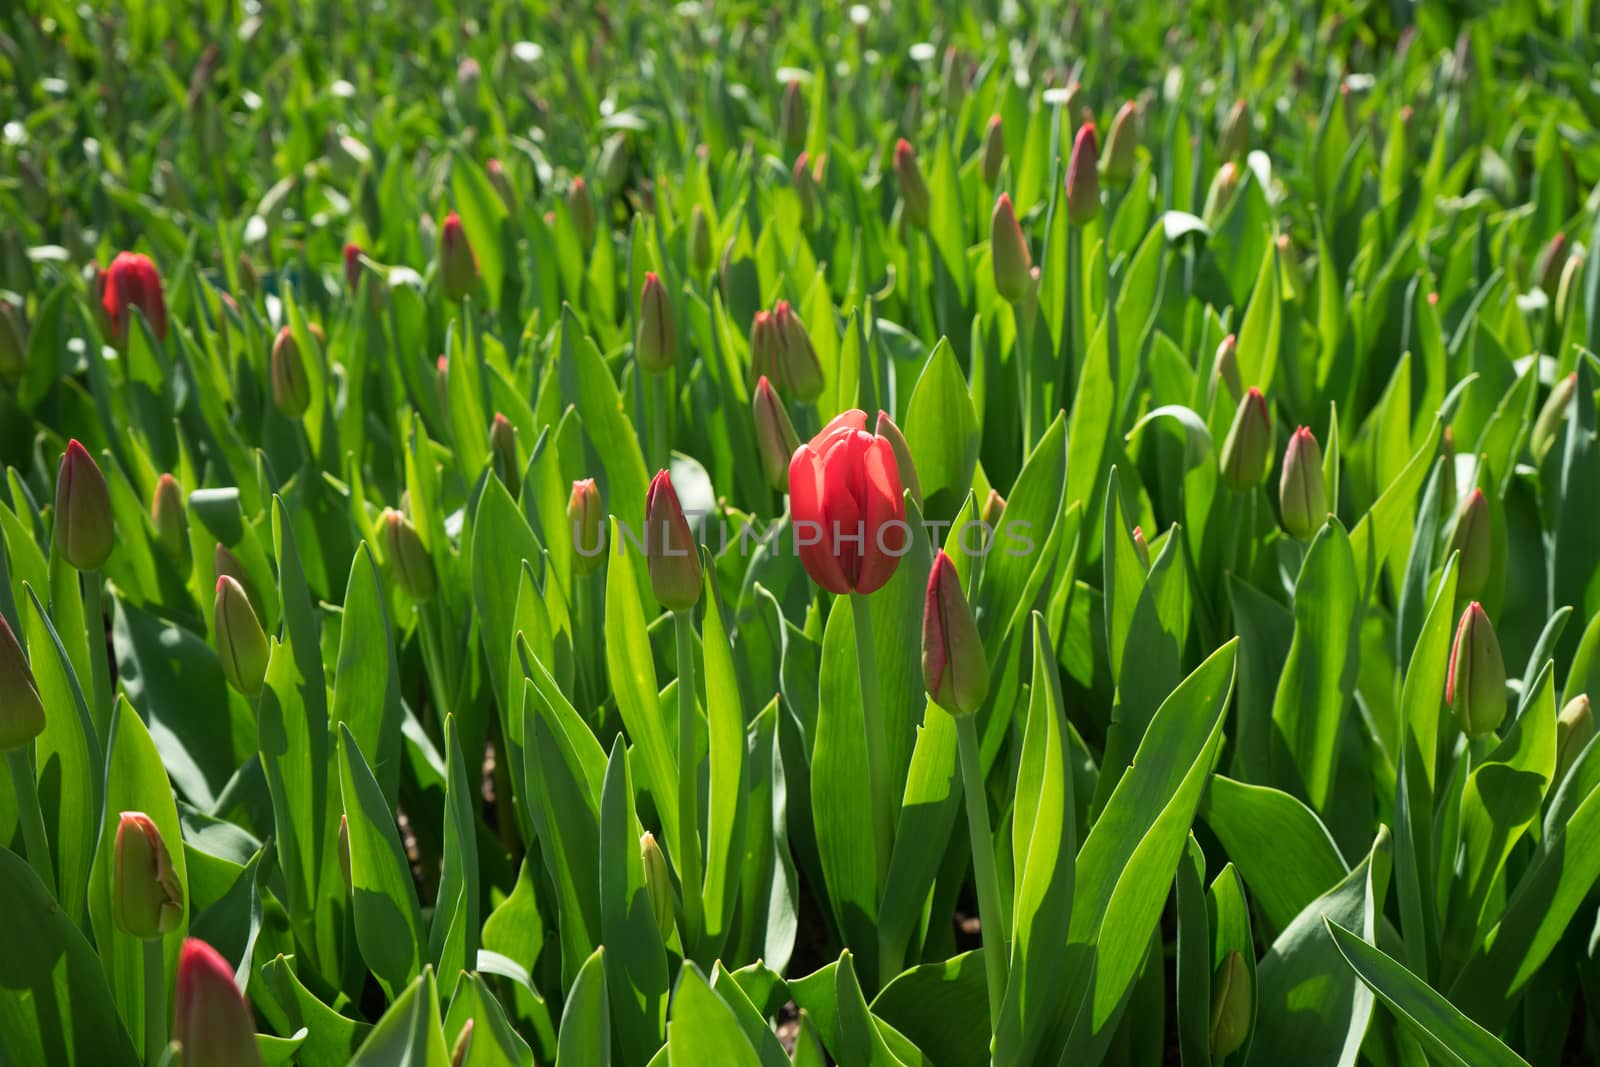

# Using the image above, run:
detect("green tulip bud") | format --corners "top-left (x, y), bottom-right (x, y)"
top-left (1556, 253), bottom-right (1584, 325)
top-left (489, 413), bottom-right (520, 501)
top-left (1533, 233), bottom-right (1567, 298)
top-left (1446, 488), bottom-right (1492, 599)
top-left (1556, 695), bottom-right (1594, 784)
top-left (270, 326), bottom-right (310, 419)
top-left (567, 177), bottom-right (597, 250)
top-left (793, 152), bottom-right (820, 229)
top-left (750, 310), bottom-right (779, 385)
top-left (1210, 333), bottom-right (1241, 406)
top-left (689, 205), bottom-right (713, 274)
top-left (0, 298), bottom-right (25, 381)
top-left (1203, 161), bottom-right (1241, 225)
top-left (1066, 123), bottom-right (1101, 226)
top-left (1220, 387), bottom-right (1273, 492)
top-left (599, 132), bottom-right (630, 196)
top-left (981, 489), bottom-right (1005, 529)
top-left (0, 612), bottom-right (46, 751)
top-left (215, 575), bottom-right (269, 698)
top-left (982, 115), bottom-right (1006, 187)
top-left (772, 300), bottom-right (824, 402)
top-left (1210, 949), bottom-right (1252, 1058)
top-left (569, 479), bottom-right (606, 576)
top-left (113, 811), bottom-right (184, 939)
top-left (438, 212), bottom-right (481, 302)
top-left (54, 440), bottom-right (115, 571)
top-left (636, 271), bottom-right (677, 374)
top-left (1100, 101), bottom-right (1139, 186)
top-left (1219, 100), bottom-right (1249, 160)
top-left (753, 377), bottom-right (802, 492)
top-left (990, 193), bottom-right (1034, 306)
top-left (381, 508), bottom-right (437, 603)
top-left (922, 550), bottom-right (989, 716)
top-left (1531, 372), bottom-right (1578, 463)
top-left (893, 139), bottom-right (931, 230)
top-left (780, 79), bottom-right (807, 160)
top-left (645, 470), bottom-right (701, 612)
top-left (486, 158), bottom-right (516, 216)
top-left (1448, 602), bottom-right (1507, 739)
top-left (1132, 525), bottom-right (1151, 570)
top-left (152, 473), bottom-right (192, 579)
top-left (1279, 427), bottom-right (1327, 541)
top-left (640, 831), bottom-right (676, 942)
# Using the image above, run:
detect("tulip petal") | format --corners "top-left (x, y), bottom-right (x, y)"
top-left (856, 436), bottom-right (907, 594)
top-left (789, 445), bottom-right (850, 594)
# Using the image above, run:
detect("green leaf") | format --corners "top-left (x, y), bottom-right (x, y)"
top-left (597, 738), bottom-right (668, 1063)
top-left (348, 967), bottom-right (450, 1067)
top-left (666, 962), bottom-right (762, 1066)
top-left (331, 544), bottom-right (403, 807)
top-left (699, 561), bottom-right (747, 959)
top-left (904, 338), bottom-right (980, 517)
top-left (1203, 775), bottom-right (1348, 933)
top-left (428, 715), bottom-right (480, 1000)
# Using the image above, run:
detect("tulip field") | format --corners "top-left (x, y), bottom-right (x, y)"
top-left (7, 0), bottom-right (1600, 1064)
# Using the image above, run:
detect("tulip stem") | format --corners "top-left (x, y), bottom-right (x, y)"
top-left (142, 936), bottom-right (166, 1065)
top-left (83, 570), bottom-right (112, 732)
top-left (956, 713), bottom-right (1007, 1029)
top-left (850, 594), bottom-right (894, 901)
top-left (673, 609), bottom-right (704, 956)
top-left (649, 371), bottom-right (671, 472)
top-left (7, 747), bottom-right (53, 894)
top-left (1016, 296), bottom-right (1037, 453)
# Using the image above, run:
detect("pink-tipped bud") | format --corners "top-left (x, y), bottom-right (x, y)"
top-left (990, 193), bottom-right (1034, 305)
top-left (636, 272), bottom-right (677, 374)
top-left (381, 508), bottom-right (436, 602)
top-left (54, 440), bottom-right (115, 571)
top-left (772, 300), bottom-right (824, 401)
top-left (567, 177), bottom-right (597, 250)
top-left (1279, 427), bottom-right (1328, 541)
top-left (270, 326), bottom-right (310, 419)
top-left (1219, 100), bottom-right (1249, 160)
top-left (753, 377), bottom-right (802, 491)
top-left (922, 551), bottom-right (990, 716)
top-left (343, 242), bottom-right (364, 291)
top-left (1448, 602), bottom-right (1506, 738)
top-left (645, 470), bottom-right (702, 612)
top-left (152, 473), bottom-right (192, 578)
top-left (174, 938), bottom-right (263, 1067)
top-left (1211, 333), bottom-right (1242, 405)
top-left (113, 811), bottom-right (184, 939)
top-left (1066, 123), bottom-right (1100, 225)
top-left (1132, 525), bottom-right (1151, 569)
top-left (1203, 162), bottom-right (1241, 224)
top-left (489, 413), bottom-right (519, 500)
top-left (982, 115), bottom-right (1006, 186)
top-left (750, 310), bottom-right (779, 384)
top-left (894, 139), bottom-right (931, 230)
top-left (569, 479), bottom-right (606, 576)
top-left (1220, 387), bottom-right (1272, 492)
top-left (215, 574), bottom-right (269, 697)
top-left (0, 612), bottom-right (46, 751)
top-left (640, 831), bottom-right (676, 941)
top-left (438, 212), bottom-right (480, 302)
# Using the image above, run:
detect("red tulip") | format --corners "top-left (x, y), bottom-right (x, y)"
top-left (343, 242), bottom-right (364, 291)
top-left (100, 251), bottom-right (168, 345)
top-left (174, 938), bottom-right (262, 1067)
top-left (788, 410), bottom-right (908, 595)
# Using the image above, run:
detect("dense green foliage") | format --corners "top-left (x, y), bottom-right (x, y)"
top-left (2, 0), bottom-right (1600, 1064)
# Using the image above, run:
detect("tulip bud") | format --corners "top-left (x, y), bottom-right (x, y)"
top-left (1557, 253), bottom-right (1584, 324)
top-left (1209, 949), bottom-right (1252, 1058)
top-left (636, 272), bottom-right (677, 374)
top-left (435, 355), bottom-right (449, 412)
top-left (0, 612), bottom-right (46, 751)
top-left (1448, 602), bottom-right (1507, 739)
top-left (213, 543), bottom-right (249, 599)
top-left (753, 377), bottom-right (802, 491)
top-left (1220, 387), bottom-right (1272, 491)
top-left (54, 440), bottom-right (115, 571)
top-left (874, 411), bottom-right (922, 510)
top-left (689, 205), bottom-right (712, 274)
top-left (982, 115), bottom-right (1006, 187)
top-left (750, 310), bottom-right (780, 384)
top-left (942, 47), bottom-right (966, 113)
top-left (1276, 233), bottom-right (1304, 302)
top-left (640, 831), bottom-right (676, 941)
top-left (215, 575), bottom-right (269, 698)
top-left (793, 153), bottom-right (820, 229)
top-left (1219, 100), bottom-right (1249, 160)
top-left (1101, 102), bottom-right (1139, 186)
top-left (1531, 372), bottom-right (1578, 463)
top-left (1556, 695), bottom-right (1594, 783)
top-left (338, 813), bottom-right (352, 893)
top-left (1066, 123), bottom-right (1100, 226)
top-left (981, 489), bottom-right (1006, 529)
top-left (486, 158), bottom-right (516, 215)
top-left (456, 56), bottom-right (480, 98)
top-left (1279, 427), bottom-right (1327, 541)
top-left (270, 326), bottom-right (310, 418)
top-left (645, 471), bottom-right (701, 611)
top-left (1203, 162), bottom-right (1241, 225)
top-left (1534, 233), bottom-right (1566, 297)
top-left (1446, 488), bottom-right (1492, 598)
top-left (567, 177), bottom-right (597, 250)
top-left (780, 79), bottom-right (807, 159)
top-left (342, 242), bottom-right (363, 292)
top-left (772, 300), bottom-right (824, 401)
top-left (991, 194), bottom-right (1034, 305)
top-left (599, 133), bottom-right (630, 196)
top-left (489, 413), bottom-right (519, 500)
top-left (100, 251), bottom-right (168, 345)
top-left (1132, 525), bottom-right (1151, 570)
top-left (894, 139), bottom-right (931, 230)
top-left (174, 938), bottom-right (263, 1067)
top-left (923, 551), bottom-right (989, 716)
top-left (569, 479), bottom-right (606, 575)
top-left (381, 508), bottom-right (437, 602)
top-left (1211, 333), bottom-right (1242, 405)
top-left (0, 298), bottom-right (26, 380)
top-left (438, 212), bottom-right (480, 302)
top-left (113, 811), bottom-right (184, 939)
top-left (152, 473), bottom-right (192, 578)
top-left (451, 1020), bottom-right (474, 1067)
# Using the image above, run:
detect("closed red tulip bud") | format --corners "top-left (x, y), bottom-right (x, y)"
top-left (873, 411), bottom-right (922, 511)
top-left (0, 612), bottom-right (46, 751)
top-left (567, 177), bottom-right (597, 249)
top-left (343, 242), bottom-right (364, 291)
top-left (636, 272), bottom-right (677, 374)
top-left (1279, 427), bottom-right (1327, 541)
top-left (381, 508), bottom-right (436, 602)
top-left (0, 299), bottom-right (25, 380)
top-left (793, 152), bottom-right (820, 228)
top-left (152, 473), bottom-right (192, 578)
top-left (1448, 602), bottom-right (1506, 738)
top-left (1556, 695), bottom-right (1594, 783)
top-left (645, 470), bottom-right (702, 612)
top-left (1220, 387), bottom-right (1272, 491)
top-left (894, 139), bottom-right (931, 230)
top-left (788, 410), bottom-right (908, 595)
top-left (640, 831), bottom-right (676, 941)
top-left (772, 300), bottom-right (824, 401)
top-left (215, 575), bottom-right (269, 698)
top-left (1531, 372), bottom-right (1578, 462)
top-left (113, 811), bottom-right (184, 939)
top-left (489, 413), bottom-right (520, 500)
top-left (1534, 233), bottom-right (1566, 297)
top-left (753, 377), bottom-right (802, 491)
top-left (486, 158), bottom-right (516, 214)
top-left (1447, 488), bottom-right (1492, 598)
top-left (923, 551), bottom-right (990, 716)
top-left (1066, 123), bottom-right (1100, 226)
top-left (55, 440), bottom-right (115, 571)
top-left (100, 251), bottom-right (168, 345)
top-left (780, 79), bottom-right (808, 159)
top-left (1211, 335), bottom-right (1240, 407)
top-left (1203, 162), bottom-right (1241, 224)
top-left (1219, 100), bottom-right (1249, 160)
top-left (569, 479), bottom-right (606, 576)
top-left (689, 205), bottom-right (713, 273)
top-left (991, 193), bottom-right (1034, 305)
top-left (1210, 949), bottom-right (1252, 1058)
top-left (438, 212), bottom-right (480, 302)
top-left (1132, 525), bottom-right (1151, 569)
top-left (270, 326), bottom-right (310, 418)
top-left (1101, 101), bottom-right (1139, 185)
top-left (174, 938), bottom-right (263, 1067)
top-left (982, 115), bottom-right (1006, 186)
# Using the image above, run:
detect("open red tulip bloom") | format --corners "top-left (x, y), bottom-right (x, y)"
top-left (789, 409), bottom-right (907, 595)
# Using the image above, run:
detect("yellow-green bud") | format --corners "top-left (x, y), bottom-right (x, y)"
top-left (0, 612), bottom-right (46, 751)
top-left (489, 413), bottom-right (520, 501)
top-left (54, 440), bottom-right (115, 571)
top-left (152, 473), bottom-right (192, 579)
top-left (215, 574), bottom-right (269, 698)
top-left (1210, 949), bottom-right (1252, 1058)
top-left (1556, 695), bottom-right (1594, 784)
top-left (1446, 488), bottom-right (1492, 599)
top-left (270, 326), bottom-right (310, 418)
top-left (990, 193), bottom-right (1034, 305)
top-left (753, 377), bottom-right (802, 492)
top-left (381, 508), bottom-right (437, 602)
top-left (640, 831), bottom-right (676, 941)
top-left (1448, 602), bottom-right (1506, 739)
top-left (113, 811), bottom-right (184, 939)
top-left (569, 479), bottom-right (606, 576)
top-left (1279, 427), bottom-right (1327, 541)
top-left (636, 272), bottom-right (677, 374)
top-left (1219, 387), bottom-right (1272, 492)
